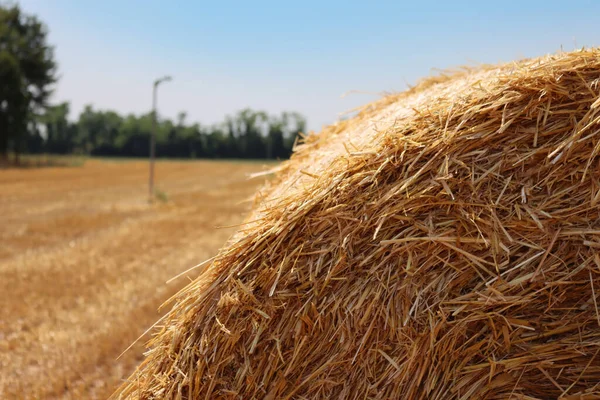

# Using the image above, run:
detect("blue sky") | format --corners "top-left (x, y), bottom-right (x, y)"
top-left (16, 0), bottom-right (600, 131)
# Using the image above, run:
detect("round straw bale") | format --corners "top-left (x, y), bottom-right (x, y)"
top-left (115, 49), bottom-right (600, 399)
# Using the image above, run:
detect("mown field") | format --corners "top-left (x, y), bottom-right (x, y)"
top-left (0, 158), bottom-right (271, 399)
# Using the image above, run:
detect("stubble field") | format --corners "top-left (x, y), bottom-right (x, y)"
top-left (0, 158), bottom-right (270, 399)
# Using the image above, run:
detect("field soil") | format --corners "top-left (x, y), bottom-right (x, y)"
top-left (0, 159), bottom-right (269, 399)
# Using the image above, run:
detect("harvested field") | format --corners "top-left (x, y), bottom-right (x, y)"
top-left (0, 159), bottom-right (269, 399)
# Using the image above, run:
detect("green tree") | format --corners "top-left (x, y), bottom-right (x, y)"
top-left (284, 112), bottom-right (306, 152)
top-left (229, 109), bottom-right (268, 159)
top-left (267, 114), bottom-right (287, 159)
top-left (41, 102), bottom-right (74, 153)
top-left (0, 4), bottom-right (56, 162)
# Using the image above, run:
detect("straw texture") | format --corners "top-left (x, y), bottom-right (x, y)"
top-left (115, 49), bottom-right (600, 399)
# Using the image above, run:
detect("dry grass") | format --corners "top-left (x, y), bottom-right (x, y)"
top-left (0, 158), bottom-right (270, 399)
top-left (116, 49), bottom-right (600, 399)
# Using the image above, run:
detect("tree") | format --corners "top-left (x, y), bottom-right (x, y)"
top-left (230, 109), bottom-right (268, 159)
top-left (267, 114), bottom-right (287, 159)
top-left (285, 112), bottom-right (306, 152)
top-left (41, 102), bottom-right (73, 153)
top-left (0, 4), bottom-right (56, 162)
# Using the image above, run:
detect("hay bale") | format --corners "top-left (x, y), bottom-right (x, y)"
top-left (116, 49), bottom-right (600, 399)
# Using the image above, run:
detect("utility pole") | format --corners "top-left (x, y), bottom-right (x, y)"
top-left (149, 75), bottom-right (172, 201)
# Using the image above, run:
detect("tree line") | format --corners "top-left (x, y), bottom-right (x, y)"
top-left (0, 3), bottom-right (306, 163)
top-left (31, 105), bottom-right (305, 159)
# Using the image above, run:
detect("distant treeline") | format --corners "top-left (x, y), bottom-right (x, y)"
top-left (25, 104), bottom-right (306, 159)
